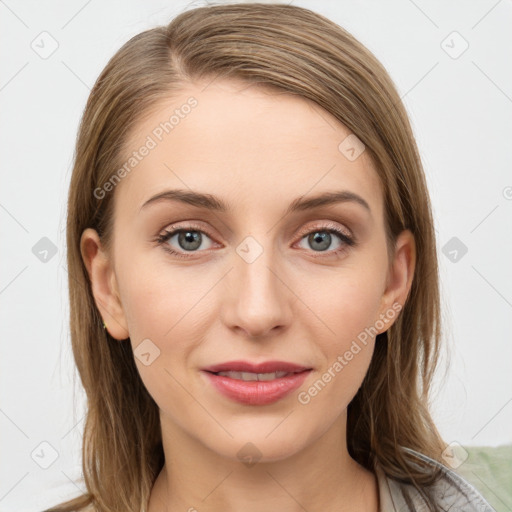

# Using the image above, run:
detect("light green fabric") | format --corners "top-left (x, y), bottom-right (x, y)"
top-left (454, 444), bottom-right (512, 512)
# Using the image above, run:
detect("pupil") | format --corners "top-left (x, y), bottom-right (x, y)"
top-left (179, 231), bottom-right (201, 251)
top-left (309, 232), bottom-right (330, 251)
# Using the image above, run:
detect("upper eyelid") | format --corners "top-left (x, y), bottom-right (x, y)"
top-left (295, 220), bottom-right (352, 239)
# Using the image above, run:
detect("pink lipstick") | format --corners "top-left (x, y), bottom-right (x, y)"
top-left (201, 360), bottom-right (312, 405)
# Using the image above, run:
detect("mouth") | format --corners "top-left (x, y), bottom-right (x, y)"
top-left (201, 360), bottom-right (312, 405)
top-left (208, 370), bottom-right (303, 381)
top-left (202, 360), bottom-right (311, 374)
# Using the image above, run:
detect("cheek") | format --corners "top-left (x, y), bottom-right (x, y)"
top-left (297, 342), bottom-right (375, 425)
top-left (297, 287), bottom-right (379, 417)
top-left (298, 268), bottom-right (384, 409)
top-left (118, 270), bottom-right (200, 422)
top-left (114, 254), bottom-right (211, 393)
top-left (314, 269), bottom-right (384, 346)
top-left (115, 246), bottom-right (206, 340)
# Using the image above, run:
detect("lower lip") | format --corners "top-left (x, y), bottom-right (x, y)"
top-left (202, 370), bottom-right (311, 405)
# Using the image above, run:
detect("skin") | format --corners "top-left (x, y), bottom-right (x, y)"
top-left (81, 78), bottom-right (415, 512)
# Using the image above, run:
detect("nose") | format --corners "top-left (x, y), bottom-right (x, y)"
top-left (221, 239), bottom-right (293, 339)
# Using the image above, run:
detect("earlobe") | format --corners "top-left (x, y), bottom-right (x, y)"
top-left (80, 228), bottom-right (130, 340)
top-left (377, 229), bottom-right (416, 333)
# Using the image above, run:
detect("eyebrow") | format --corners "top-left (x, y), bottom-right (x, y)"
top-left (139, 189), bottom-right (371, 215)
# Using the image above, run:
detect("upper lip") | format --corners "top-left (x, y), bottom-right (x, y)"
top-left (202, 360), bottom-right (311, 374)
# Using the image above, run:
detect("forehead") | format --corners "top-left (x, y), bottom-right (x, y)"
top-left (115, 78), bottom-right (383, 219)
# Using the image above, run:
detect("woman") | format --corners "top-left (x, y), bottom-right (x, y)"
top-left (47, 3), bottom-right (494, 511)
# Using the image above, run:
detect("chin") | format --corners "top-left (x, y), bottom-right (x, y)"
top-left (195, 421), bottom-right (312, 465)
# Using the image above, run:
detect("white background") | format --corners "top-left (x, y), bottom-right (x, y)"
top-left (1, 0), bottom-right (511, 510)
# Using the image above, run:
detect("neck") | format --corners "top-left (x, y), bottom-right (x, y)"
top-left (148, 412), bottom-right (379, 512)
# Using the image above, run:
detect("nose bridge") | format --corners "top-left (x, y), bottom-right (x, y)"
top-left (235, 233), bottom-right (284, 301)
top-left (225, 233), bottom-right (292, 337)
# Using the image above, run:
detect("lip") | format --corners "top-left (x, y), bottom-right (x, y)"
top-left (202, 360), bottom-right (311, 373)
top-left (201, 360), bottom-right (312, 406)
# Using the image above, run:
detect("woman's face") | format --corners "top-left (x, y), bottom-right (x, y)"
top-left (82, 78), bottom-right (414, 463)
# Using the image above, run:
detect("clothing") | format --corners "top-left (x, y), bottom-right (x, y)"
top-left (375, 448), bottom-right (495, 511)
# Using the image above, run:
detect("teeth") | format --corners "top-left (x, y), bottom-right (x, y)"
top-left (216, 371), bottom-right (290, 381)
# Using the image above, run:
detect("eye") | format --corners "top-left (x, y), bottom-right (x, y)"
top-left (295, 222), bottom-right (355, 256)
top-left (155, 223), bottom-right (216, 259)
top-left (155, 221), bottom-right (356, 259)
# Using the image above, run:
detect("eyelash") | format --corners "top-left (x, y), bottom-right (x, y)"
top-left (155, 221), bottom-right (356, 259)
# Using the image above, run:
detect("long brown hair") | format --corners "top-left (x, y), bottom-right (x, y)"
top-left (48, 3), bottom-right (446, 511)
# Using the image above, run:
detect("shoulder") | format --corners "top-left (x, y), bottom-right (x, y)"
top-left (375, 448), bottom-right (495, 511)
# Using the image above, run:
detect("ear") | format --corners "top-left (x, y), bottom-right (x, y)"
top-left (80, 228), bottom-right (129, 340)
top-left (377, 229), bottom-right (416, 333)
